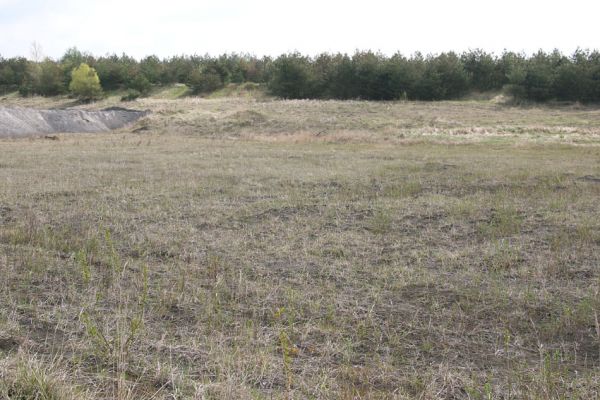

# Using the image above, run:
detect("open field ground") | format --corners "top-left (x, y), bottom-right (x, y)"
top-left (1, 95), bottom-right (600, 399)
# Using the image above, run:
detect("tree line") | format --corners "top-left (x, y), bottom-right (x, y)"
top-left (1, 48), bottom-right (599, 102)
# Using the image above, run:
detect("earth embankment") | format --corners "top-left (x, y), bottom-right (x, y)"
top-left (0, 107), bottom-right (147, 137)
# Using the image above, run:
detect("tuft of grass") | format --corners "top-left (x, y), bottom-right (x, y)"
top-left (0, 355), bottom-right (91, 400)
top-left (483, 240), bottom-right (523, 272)
top-left (478, 204), bottom-right (524, 239)
top-left (383, 180), bottom-right (423, 198)
top-left (368, 208), bottom-right (393, 234)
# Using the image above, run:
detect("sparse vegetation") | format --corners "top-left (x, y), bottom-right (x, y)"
top-left (1, 95), bottom-right (600, 398)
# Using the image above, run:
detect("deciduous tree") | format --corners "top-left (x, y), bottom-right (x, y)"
top-left (69, 63), bottom-right (102, 100)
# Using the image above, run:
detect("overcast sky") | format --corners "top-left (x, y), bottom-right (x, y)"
top-left (1, 0), bottom-right (599, 60)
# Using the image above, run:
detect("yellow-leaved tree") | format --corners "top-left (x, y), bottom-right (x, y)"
top-left (69, 63), bottom-right (102, 100)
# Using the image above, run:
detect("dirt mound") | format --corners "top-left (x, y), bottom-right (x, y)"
top-left (0, 107), bottom-right (148, 137)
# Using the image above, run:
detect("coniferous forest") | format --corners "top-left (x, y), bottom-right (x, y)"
top-left (1, 48), bottom-right (600, 102)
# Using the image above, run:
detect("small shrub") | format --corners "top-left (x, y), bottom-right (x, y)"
top-left (188, 68), bottom-right (223, 94)
top-left (128, 74), bottom-right (151, 95)
top-left (121, 89), bottom-right (141, 102)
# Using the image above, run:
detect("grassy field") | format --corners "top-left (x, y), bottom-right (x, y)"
top-left (1, 94), bottom-right (600, 399)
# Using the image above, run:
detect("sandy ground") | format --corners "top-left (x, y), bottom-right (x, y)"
top-left (0, 106), bottom-right (147, 137)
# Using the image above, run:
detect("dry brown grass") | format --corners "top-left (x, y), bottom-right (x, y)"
top-left (1, 95), bottom-right (600, 399)
top-left (4, 92), bottom-right (600, 144)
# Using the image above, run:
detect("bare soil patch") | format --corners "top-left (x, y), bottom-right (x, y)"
top-left (0, 106), bottom-right (147, 137)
